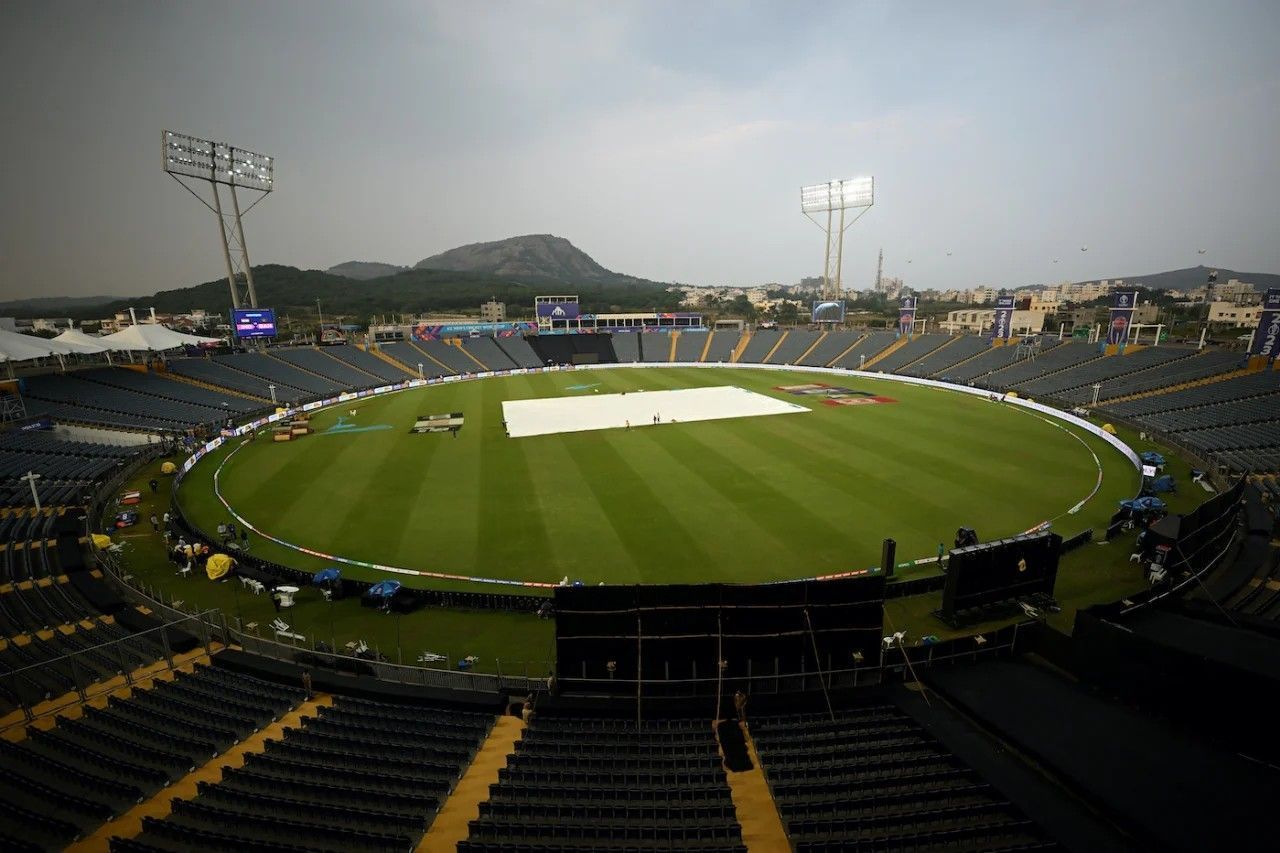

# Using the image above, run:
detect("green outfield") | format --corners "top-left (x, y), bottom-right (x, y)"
top-left (175, 367), bottom-right (1140, 592)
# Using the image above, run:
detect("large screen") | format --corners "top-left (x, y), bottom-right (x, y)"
top-left (811, 300), bottom-right (846, 323)
top-left (232, 308), bottom-right (277, 338)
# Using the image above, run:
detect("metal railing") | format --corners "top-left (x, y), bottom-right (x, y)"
top-left (0, 609), bottom-right (217, 729)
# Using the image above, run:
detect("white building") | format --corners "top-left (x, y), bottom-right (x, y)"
top-left (940, 308), bottom-right (1045, 335)
top-left (1208, 302), bottom-right (1262, 326)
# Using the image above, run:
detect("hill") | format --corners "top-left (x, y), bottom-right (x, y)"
top-left (1019, 266), bottom-right (1279, 293)
top-left (414, 234), bottom-right (649, 286)
top-left (0, 294), bottom-right (127, 315)
top-left (326, 260), bottom-right (409, 280)
top-left (89, 263), bottom-right (675, 322)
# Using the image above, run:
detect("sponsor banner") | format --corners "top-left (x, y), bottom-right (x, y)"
top-left (775, 383), bottom-right (897, 406)
top-left (811, 300), bottom-right (846, 323)
top-left (19, 417), bottom-right (53, 431)
top-left (991, 295), bottom-right (1015, 340)
top-left (823, 395), bottom-right (897, 407)
top-left (536, 302), bottom-right (580, 319)
top-left (1107, 290), bottom-right (1138, 345)
top-left (1248, 287), bottom-right (1280, 357)
top-left (897, 296), bottom-right (917, 336)
top-left (412, 321), bottom-right (537, 340)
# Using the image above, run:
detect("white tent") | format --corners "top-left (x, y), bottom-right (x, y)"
top-left (52, 327), bottom-right (111, 354)
top-left (98, 324), bottom-right (221, 352)
top-left (0, 328), bottom-right (78, 362)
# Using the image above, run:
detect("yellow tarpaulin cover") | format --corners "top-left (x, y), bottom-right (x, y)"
top-left (205, 553), bottom-right (234, 580)
top-left (1102, 423), bottom-right (1117, 434)
top-left (91, 533), bottom-right (113, 550)
top-left (160, 461), bottom-right (177, 475)
top-left (1005, 391), bottom-right (1019, 398)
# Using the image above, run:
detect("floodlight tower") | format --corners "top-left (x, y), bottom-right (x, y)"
top-left (163, 130), bottom-right (274, 309)
top-left (800, 177), bottom-right (874, 301)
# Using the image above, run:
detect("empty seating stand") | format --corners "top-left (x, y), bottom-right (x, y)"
top-left (611, 333), bottom-right (642, 363)
top-left (641, 333), bottom-right (671, 362)
top-left (117, 693), bottom-right (490, 853)
top-left (271, 348), bottom-right (380, 390)
top-left (211, 353), bottom-right (336, 398)
top-left (901, 335), bottom-right (990, 378)
top-left (799, 330), bottom-right (861, 367)
top-left (376, 341), bottom-right (454, 378)
top-left (702, 331), bottom-right (740, 363)
top-left (676, 331), bottom-right (709, 362)
top-left (872, 333), bottom-right (950, 373)
top-left (461, 337), bottom-right (518, 371)
top-left (321, 344), bottom-right (412, 383)
top-left (753, 705), bottom-right (1055, 853)
top-left (831, 331), bottom-right (896, 369)
top-left (463, 716), bottom-right (745, 853)
top-left (21, 374), bottom-right (223, 431)
top-left (738, 329), bottom-right (782, 364)
top-left (496, 336), bottom-right (544, 369)
top-left (1023, 345), bottom-right (1195, 402)
top-left (1, 664), bottom-right (300, 853)
top-left (766, 330), bottom-right (821, 365)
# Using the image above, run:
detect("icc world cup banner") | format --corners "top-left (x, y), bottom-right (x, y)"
top-left (898, 296), bottom-right (917, 336)
top-left (1250, 288), bottom-right (1280, 358)
top-left (1106, 291), bottom-right (1138, 345)
top-left (991, 295), bottom-right (1015, 340)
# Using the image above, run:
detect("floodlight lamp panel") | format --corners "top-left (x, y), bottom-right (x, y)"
top-left (800, 176), bottom-right (874, 212)
top-left (163, 129), bottom-right (274, 192)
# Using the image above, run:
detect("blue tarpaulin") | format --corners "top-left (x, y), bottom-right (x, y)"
top-left (1150, 475), bottom-right (1176, 493)
top-left (312, 568), bottom-right (342, 585)
top-left (1121, 496), bottom-right (1166, 512)
top-left (366, 580), bottom-right (401, 598)
top-left (1140, 451), bottom-right (1166, 466)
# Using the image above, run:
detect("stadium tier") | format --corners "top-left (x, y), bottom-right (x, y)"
top-left (900, 334), bottom-right (990, 378)
top-left (418, 339), bottom-right (485, 374)
top-left (376, 340), bottom-right (456, 378)
top-left (218, 352), bottom-right (346, 397)
top-left (701, 329), bottom-right (740, 363)
top-left (271, 347), bottom-right (383, 390)
top-left (640, 332), bottom-right (670, 362)
top-left (765, 329), bottom-right (821, 365)
top-left (831, 330), bottom-right (897, 368)
top-left (320, 343), bottom-right (413, 383)
top-left (675, 330), bottom-right (709, 362)
top-left (1021, 345), bottom-right (1195, 401)
top-left (115, 693), bottom-right (490, 852)
top-left (464, 716), bottom-right (745, 853)
top-left (981, 340), bottom-right (1100, 389)
top-left (869, 332), bottom-right (951, 373)
top-left (496, 335), bottom-right (545, 369)
top-left (797, 329), bottom-right (860, 366)
top-left (610, 332), bottom-right (641, 363)
top-left (737, 328), bottom-right (782, 363)
top-left (753, 701), bottom-right (1056, 852)
top-left (461, 336), bottom-right (519, 371)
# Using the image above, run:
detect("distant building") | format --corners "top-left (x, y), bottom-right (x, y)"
top-left (941, 308), bottom-right (1044, 335)
top-left (1208, 302), bottom-right (1262, 326)
top-left (1211, 279), bottom-right (1258, 305)
top-left (480, 299), bottom-right (506, 322)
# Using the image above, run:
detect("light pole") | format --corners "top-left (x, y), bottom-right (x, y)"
top-left (316, 298), bottom-right (324, 328)
top-left (20, 471), bottom-right (41, 513)
top-left (1091, 383), bottom-right (1102, 406)
top-left (268, 384), bottom-right (277, 404)
top-left (417, 363), bottom-right (424, 380)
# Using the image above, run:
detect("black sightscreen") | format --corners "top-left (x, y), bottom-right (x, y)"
top-left (555, 575), bottom-right (884, 685)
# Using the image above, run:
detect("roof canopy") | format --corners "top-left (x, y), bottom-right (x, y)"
top-left (52, 327), bottom-right (111, 354)
top-left (98, 324), bottom-right (221, 352)
top-left (0, 328), bottom-right (79, 362)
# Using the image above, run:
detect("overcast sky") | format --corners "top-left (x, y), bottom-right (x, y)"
top-left (2, 0), bottom-right (1278, 301)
